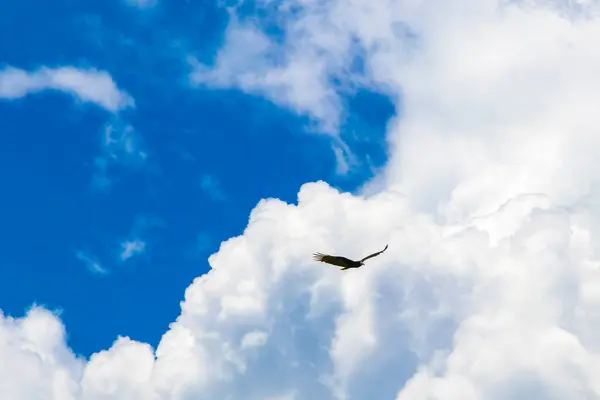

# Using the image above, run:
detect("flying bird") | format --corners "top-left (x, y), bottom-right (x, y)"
top-left (313, 244), bottom-right (388, 270)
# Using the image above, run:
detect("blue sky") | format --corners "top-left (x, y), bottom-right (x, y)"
top-left (4, 2), bottom-right (600, 399)
top-left (0, 0), bottom-right (392, 357)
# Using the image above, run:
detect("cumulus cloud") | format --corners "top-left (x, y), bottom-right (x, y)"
top-left (7, 0), bottom-right (600, 399)
top-left (0, 66), bottom-right (133, 112)
top-left (0, 307), bottom-right (84, 399)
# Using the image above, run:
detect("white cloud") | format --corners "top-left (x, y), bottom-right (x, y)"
top-left (0, 307), bottom-right (84, 399)
top-left (189, 14), bottom-right (358, 174)
top-left (7, 0), bottom-right (600, 399)
top-left (0, 66), bottom-right (133, 112)
top-left (189, 16), bottom-right (343, 135)
top-left (0, 66), bottom-right (141, 191)
top-left (120, 239), bottom-right (146, 261)
top-left (240, 330), bottom-right (268, 349)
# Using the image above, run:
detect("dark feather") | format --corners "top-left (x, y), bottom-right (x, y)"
top-left (359, 244), bottom-right (388, 263)
top-left (313, 253), bottom-right (353, 268)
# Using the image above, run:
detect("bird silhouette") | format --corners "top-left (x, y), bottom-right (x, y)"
top-left (313, 244), bottom-right (388, 270)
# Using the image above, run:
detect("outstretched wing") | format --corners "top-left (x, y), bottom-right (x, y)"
top-left (359, 244), bottom-right (388, 263)
top-left (313, 253), bottom-right (352, 268)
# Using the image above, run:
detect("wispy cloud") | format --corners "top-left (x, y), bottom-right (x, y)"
top-left (91, 120), bottom-right (148, 191)
top-left (119, 239), bottom-right (146, 261)
top-left (124, 0), bottom-right (157, 9)
top-left (0, 65), bottom-right (142, 191)
top-left (199, 173), bottom-right (228, 202)
top-left (188, 17), bottom-right (342, 135)
top-left (75, 251), bottom-right (108, 275)
top-left (103, 123), bottom-right (145, 159)
top-left (0, 66), bottom-right (134, 112)
top-left (188, 17), bottom-right (365, 176)
top-left (117, 215), bottom-right (163, 263)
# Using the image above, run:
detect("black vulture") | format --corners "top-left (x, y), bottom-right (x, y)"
top-left (313, 244), bottom-right (388, 270)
